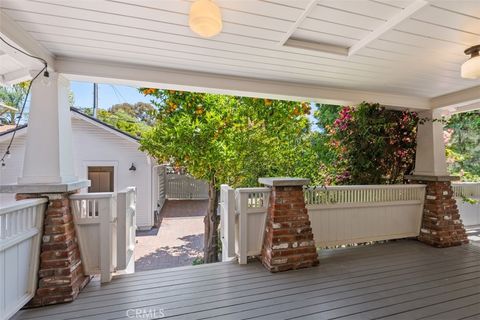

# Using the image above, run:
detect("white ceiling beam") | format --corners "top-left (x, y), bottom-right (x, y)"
top-left (283, 38), bottom-right (348, 56)
top-left (0, 10), bottom-right (55, 70)
top-left (0, 68), bottom-right (31, 85)
top-left (449, 102), bottom-right (480, 114)
top-left (431, 85), bottom-right (480, 110)
top-left (278, 0), bottom-right (319, 46)
top-left (348, 0), bottom-right (429, 56)
top-left (56, 57), bottom-right (431, 110)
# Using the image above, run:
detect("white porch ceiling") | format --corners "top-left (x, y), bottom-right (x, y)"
top-left (0, 0), bottom-right (479, 104)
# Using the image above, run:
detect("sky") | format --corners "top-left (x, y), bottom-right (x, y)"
top-left (70, 81), bottom-right (151, 109)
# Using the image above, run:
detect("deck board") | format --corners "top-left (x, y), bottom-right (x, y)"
top-left (14, 240), bottom-right (480, 320)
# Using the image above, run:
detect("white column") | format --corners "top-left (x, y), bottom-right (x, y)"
top-left (18, 72), bottom-right (77, 184)
top-left (413, 110), bottom-right (448, 176)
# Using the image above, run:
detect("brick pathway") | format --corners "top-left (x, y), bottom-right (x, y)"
top-left (134, 200), bottom-right (207, 272)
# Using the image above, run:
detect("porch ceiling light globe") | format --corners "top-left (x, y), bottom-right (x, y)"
top-left (189, 0), bottom-right (222, 38)
top-left (461, 45), bottom-right (480, 79)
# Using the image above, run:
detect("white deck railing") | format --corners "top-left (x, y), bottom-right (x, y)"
top-left (219, 185), bottom-right (235, 262)
top-left (116, 187), bottom-right (136, 272)
top-left (219, 185), bottom-right (271, 264)
top-left (305, 184), bottom-right (426, 205)
top-left (452, 182), bottom-right (480, 226)
top-left (220, 184), bottom-right (426, 264)
top-left (71, 187), bottom-right (136, 282)
top-left (305, 184), bottom-right (426, 247)
top-left (234, 188), bottom-right (271, 264)
top-left (0, 198), bottom-right (48, 320)
top-left (71, 193), bottom-right (117, 283)
top-left (452, 182), bottom-right (480, 198)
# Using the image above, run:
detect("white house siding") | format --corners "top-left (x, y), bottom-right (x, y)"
top-left (0, 134), bottom-right (26, 206)
top-left (71, 117), bottom-right (154, 228)
top-left (0, 115), bottom-right (155, 228)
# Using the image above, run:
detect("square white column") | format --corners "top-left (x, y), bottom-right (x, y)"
top-left (413, 110), bottom-right (448, 177)
top-left (18, 72), bottom-right (77, 184)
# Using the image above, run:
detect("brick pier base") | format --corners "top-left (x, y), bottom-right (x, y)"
top-left (259, 178), bottom-right (319, 272)
top-left (406, 176), bottom-right (469, 247)
top-left (16, 192), bottom-right (90, 307)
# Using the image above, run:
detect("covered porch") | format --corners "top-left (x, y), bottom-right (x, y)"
top-left (1, 0), bottom-right (480, 319)
top-left (13, 240), bottom-right (480, 320)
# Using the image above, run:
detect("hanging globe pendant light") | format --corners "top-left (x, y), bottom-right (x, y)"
top-left (461, 45), bottom-right (480, 79)
top-left (189, 0), bottom-right (223, 38)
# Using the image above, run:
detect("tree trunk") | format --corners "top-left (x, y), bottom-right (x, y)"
top-left (204, 181), bottom-right (219, 263)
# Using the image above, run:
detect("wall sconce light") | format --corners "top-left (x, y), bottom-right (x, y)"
top-left (129, 163), bottom-right (136, 171)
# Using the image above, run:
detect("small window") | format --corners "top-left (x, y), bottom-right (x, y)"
top-left (88, 166), bottom-right (114, 193)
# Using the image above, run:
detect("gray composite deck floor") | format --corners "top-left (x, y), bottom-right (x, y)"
top-left (14, 240), bottom-right (480, 320)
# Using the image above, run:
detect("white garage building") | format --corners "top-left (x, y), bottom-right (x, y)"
top-left (0, 107), bottom-right (160, 228)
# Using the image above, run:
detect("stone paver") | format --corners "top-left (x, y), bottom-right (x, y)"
top-left (134, 200), bottom-right (207, 272)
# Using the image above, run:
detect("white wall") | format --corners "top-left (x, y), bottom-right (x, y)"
top-left (0, 115), bottom-right (155, 228)
top-left (0, 134), bottom-right (26, 206)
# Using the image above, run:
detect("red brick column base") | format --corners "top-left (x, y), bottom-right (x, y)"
top-left (406, 176), bottom-right (469, 248)
top-left (16, 193), bottom-right (90, 306)
top-left (259, 178), bottom-right (319, 272)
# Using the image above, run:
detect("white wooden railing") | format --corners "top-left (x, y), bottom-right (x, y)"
top-left (219, 185), bottom-right (270, 264)
top-left (305, 184), bottom-right (426, 247)
top-left (234, 188), bottom-right (270, 264)
top-left (220, 184), bottom-right (426, 264)
top-left (166, 174), bottom-right (208, 199)
top-left (71, 187), bottom-right (136, 282)
top-left (116, 187), bottom-right (136, 272)
top-left (219, 185), bottom-right (235, 262)
top-left (305, 184), bottom-right (425, 205)
top-left (71, 193), bottom-right (117, 283)
top-left (452, 182), bottom-right (480, 198)
top-left (0, 198), bottom-right (48, 320)
top-left (452, 182), bottom-right (480, 226)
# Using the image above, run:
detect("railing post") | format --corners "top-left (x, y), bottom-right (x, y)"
top-left (117, 187), bottom-right (136, 273)
top-left (237, 191), bottom-right (248, 264)
top-left (220, 185), bottom-right (235, 261)
top-left (99, 196), bottom-right (116, 283)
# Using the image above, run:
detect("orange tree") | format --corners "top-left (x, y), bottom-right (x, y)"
top-left (139, 89), bottom-right (320, 262)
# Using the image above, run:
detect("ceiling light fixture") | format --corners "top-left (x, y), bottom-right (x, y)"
top-left (189, 0), bottom-right (222, 38)
top-left (461, 45), bottom-right (480, 79)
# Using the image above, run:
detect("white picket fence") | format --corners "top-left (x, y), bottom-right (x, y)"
top-left (452, 182), bottom-right (480, 226)
top-left (165, 174), bottom-right (208, 200)
top-left (71, 187), bottom-right (136, 282)
top-left (220, 184), bottom-right (426, 264)
top-left (0, 198), bottom-right (48, 320)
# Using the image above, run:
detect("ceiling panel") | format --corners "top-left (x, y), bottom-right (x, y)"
top-left (412, 5), bottom-right (480, 35)
top-left (308, 5), bottom-right (381, 30)
top-left (0, 54), bottom-right (24, 74)
top-left (317, 0), bottom-right (408, 20)
top-left (430, 0), bottom-right (480, 17)
top-left (300, 17), bottom-right (371, 38)
top-left (0, 0), bottom-right (479, 99)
